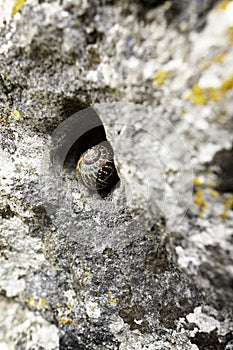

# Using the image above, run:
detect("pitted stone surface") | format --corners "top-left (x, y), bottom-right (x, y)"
top-left (0, 0), bottom-right (232, 349)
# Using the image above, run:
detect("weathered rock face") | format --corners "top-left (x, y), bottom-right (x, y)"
top-left (0, 0), bottom-right (233, 349)
top-left (96, 98), bottom-right (233, 308)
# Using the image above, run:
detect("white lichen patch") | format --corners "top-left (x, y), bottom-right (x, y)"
top-left (85, 300), bottom-right (101, 319)
top-left (0, 151), bottom-right (15, 190)
top-left (190, 223), bottom-right (232, 251)
top-left (175, 245), bottom-right (203, 273)
top-left (0, 134), bottom-right (49, 299)
top-left (109, 317), bottom-right (197, 350)
top-left (0, 216), bottom-right (47, 297)
top-left (186, 306), bottom-right (231, 336)
top-left (191, 1), bottom-right (233, 59)
top-left (0, 297), bottom-right (59, 350)
top-left (187, 307), bottom-right (219, 333)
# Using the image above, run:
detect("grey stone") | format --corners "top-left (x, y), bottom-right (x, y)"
top-left (0, 0), bottom-right (233, 349)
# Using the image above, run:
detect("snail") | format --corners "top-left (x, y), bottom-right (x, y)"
top-left (76, 144), bottom-right (118, 190)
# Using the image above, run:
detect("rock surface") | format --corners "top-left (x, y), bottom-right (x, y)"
top-left (0, 0), bottom-right (233, 349)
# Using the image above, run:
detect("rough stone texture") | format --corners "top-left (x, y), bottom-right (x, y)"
top-left (0, 297), bottom-right (59, 350)
top-left (0, 0), bottom-right (233, 349)
top-left (94, 93), bottom-right (233, 305)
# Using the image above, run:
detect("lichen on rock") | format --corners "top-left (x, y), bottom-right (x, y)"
top-left (0, 0), bottom-right (233, 349)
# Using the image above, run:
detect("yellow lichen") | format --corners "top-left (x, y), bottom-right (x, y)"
top-left (217, 0), bottom-right (232, 10)
top-left (1, 109), bottom-right (21, 122)
top-left (224, 197), bottom-right (233, 209)
top-left (187, 75), bottom-right (233, 105)
top-left (90, 302), bottom-right (98, 310)
top-left (207, 87), bottom-right (223, 102)
top-left (187, 85), bottom-right (208, 105)
top-left (201, 53), bottom-right (226, 69)
top-left (12, 109), bottom-right (21, 120)
top-left (11, 0), bottom-right (26, 16)
top-left (40, 298), bottom-right (47, 306)
top-left (153, 70), bottom-right (169, 85)
top-left (66, 301), bottom-right (71, 309)
top-left (210, 189), bottom-right (219, 197)
top-left (108, 298), bottom-right (117, 304)
top-left (210, 52), bottom-right (226, 64)
top-left (107, 290), bottom-right (113, 295)
top-left (193, 177), bottom-right (202, 186)
top-left (194, 190), bottom-right (207, 217)
top-left (25, 297), bottom-right (47, 308)
top-left (226, 26), bottom-right (233, 43)
top-left (220, 210), bottom-right (228, 218)
top-left (220, 197), bottom-right (233, 218)
top-left (86, 272), bottom-right (92, 280)
top-left (221, 74), bottom-right (233, 91)
top-left (25, 296), bottom-right (35, 304)
top-left (60, 317), bottom-right (75, 325)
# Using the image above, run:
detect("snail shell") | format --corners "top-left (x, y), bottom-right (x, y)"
top-left (76, 145), bottom-right (118, 190)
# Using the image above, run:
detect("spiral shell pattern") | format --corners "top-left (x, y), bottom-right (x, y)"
top-left (76, 145), bottom-right (118, 190)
